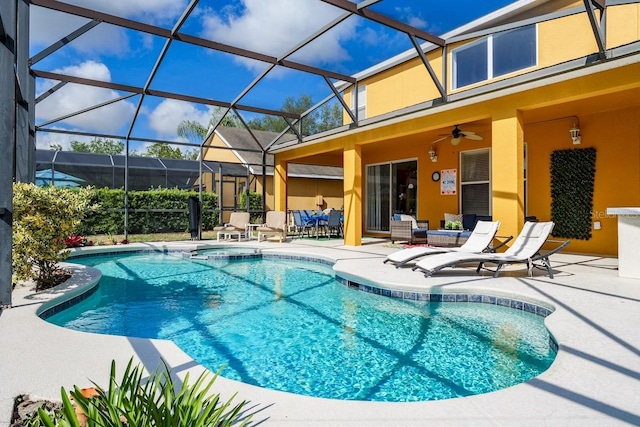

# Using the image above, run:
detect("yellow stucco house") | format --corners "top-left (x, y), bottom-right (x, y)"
top-left (268, 0), bottom-right (640, 255)
top-left (202, 126), bottom-right (344, 222)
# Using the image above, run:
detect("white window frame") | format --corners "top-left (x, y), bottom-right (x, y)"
top-left (350, 85), bottom-right (366, 121)
top-left (452, 24), bottom-right (538, 90)
top-left (459, 148), bottom-right (492, 215)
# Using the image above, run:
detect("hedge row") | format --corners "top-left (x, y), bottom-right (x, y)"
top-left (76, 188), bottom-right (224, 235)
top-left (240, 191), bottom-right (264, 223)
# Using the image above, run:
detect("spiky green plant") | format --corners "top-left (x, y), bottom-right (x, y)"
top-left (28, 358), bottom-right (249, 427)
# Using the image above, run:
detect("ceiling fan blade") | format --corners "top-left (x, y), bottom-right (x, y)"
top-left (463, 133), bottom-right (483, 141)
top-left (431, 136), bottom-right (449, 144)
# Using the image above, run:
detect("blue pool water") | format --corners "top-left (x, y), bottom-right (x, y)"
top-left (45, 251), bottom-right (555, 402)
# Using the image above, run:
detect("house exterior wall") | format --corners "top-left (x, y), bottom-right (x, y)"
top-left (276, 2), bottom-right (640, 255)
top-left (607, 2), bottom-right (640, 48)
top-left (204, 134), bottom-right (245, 164)
top-left (202, 131), bottom-right (344, 217)
top-left (525, 106), bottom-right (640, 255)
top-left (537, 12), bottom-right (599, 67)
top-left (345, 5), bottom-right (607, 114)
top-left (255, 175), bottom-right (344, 212)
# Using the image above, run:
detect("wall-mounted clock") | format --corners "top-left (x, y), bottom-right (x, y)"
top-left (431, 171), bottom-right (441, 182)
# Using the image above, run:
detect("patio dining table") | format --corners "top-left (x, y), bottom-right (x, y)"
top-left (306, 212), bottom-right (344, 238)
top-left (308, 214), bottom-right (329, 238)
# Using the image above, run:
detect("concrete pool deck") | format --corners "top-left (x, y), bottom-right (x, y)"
top-left (1, 238), bottom-right (639, 426)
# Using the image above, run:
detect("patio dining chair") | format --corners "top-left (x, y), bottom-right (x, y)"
top-left (323, 209), bottom-right (343, 238)
top-left (291, 210), bottom-right (315, 238)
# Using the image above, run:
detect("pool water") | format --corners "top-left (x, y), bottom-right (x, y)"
top-left (46, 252), bottom-right (555, 402)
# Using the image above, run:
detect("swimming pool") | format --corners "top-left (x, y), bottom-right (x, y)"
top-left (44, 250), bottom-right (556, 402)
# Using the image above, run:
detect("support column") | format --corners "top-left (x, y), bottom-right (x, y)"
top-left (0, 0), bottom-right (17, 307)
top-left (15, 0), bottom-right (32, 183)
top-left (491, 109), bottom-right (525, 242)
top-left (343, 142), bottom-right (362, 246)
top-left (273, 156), bottom-right (287, 212)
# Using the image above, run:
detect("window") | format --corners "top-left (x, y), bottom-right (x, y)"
top-left (493, 25), bottom-right (537, 77)
top-left (453, 24), bottom-right (537, 89)
top-left (460, 149), bottom-right (491, 215)
top-left (350, 85), bottom-right (366, 121)
top-left (453, 39), bottom-right (488, 89)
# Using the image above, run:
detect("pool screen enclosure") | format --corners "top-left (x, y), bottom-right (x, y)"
top-left (0, 0), bottom-right (452, 307)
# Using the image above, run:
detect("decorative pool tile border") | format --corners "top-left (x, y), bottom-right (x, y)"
top-left (187, 253), bottom-right (263, 261)
top-left (262, 253), bottom-right (335, 266)
top-left (39, 284), bottom-right (99, 320)
top-left (334, 275), bottom-right (554, 318)
top-left (69, 248), bottom-right (178, 259)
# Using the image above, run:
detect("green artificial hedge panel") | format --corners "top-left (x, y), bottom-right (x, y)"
top-left (550, 147), bottom-right (596, 240)
top-left (77, 188), bottom-right (220, 235)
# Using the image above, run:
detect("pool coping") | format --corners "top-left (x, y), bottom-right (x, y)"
top-left (2, 240), bottom-right (639, 426)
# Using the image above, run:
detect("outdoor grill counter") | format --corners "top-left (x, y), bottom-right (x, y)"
top-left (606, 207), bottom-right (640, 279)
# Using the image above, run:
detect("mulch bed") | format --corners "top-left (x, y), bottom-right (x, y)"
top-left (11, 394), bottom-right (62, 426)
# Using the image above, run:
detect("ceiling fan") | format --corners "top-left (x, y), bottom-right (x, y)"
top-left (432, 124), bottom-right (484, 146)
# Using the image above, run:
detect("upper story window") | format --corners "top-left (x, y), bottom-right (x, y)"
top-left (453, 24), bottom-right (537, 90)
top-left (350, 85), bottom-right (366, 121)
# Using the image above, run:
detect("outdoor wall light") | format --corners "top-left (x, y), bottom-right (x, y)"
top-left (429, 148), bottom-right (438, 162)
top-left (570, 123), bottom-right (581, 144)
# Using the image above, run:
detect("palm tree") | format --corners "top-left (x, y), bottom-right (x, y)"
top-left (177, 107), bottom-right (242, 143)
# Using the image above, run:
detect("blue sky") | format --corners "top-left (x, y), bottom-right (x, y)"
top-left (31, 0), bottom-right (516, 152)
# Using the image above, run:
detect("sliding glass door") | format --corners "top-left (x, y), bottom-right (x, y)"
top-left (366, 160), bottom-right (417, 232)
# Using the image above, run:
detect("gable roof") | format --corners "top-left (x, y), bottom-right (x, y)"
top-left (213, 127), bottom-right (343, 180)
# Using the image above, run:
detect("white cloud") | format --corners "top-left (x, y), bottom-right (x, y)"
top-left (35, 61), bottom-right (137, 134)
top-left (67, 0), bottom-right (189, 25)
top-left (30, 0), bottom-right (188, 58)
top-left (30, 7), bottom-right (130, 58)
top-left (35, 128), bottom-right (91, 150)
top-left (147, 99), bottom-right (214, 138)
top-left (395, 7), bottom-right (427, 29)
top-left (200, 0), bottom-right (357, 72)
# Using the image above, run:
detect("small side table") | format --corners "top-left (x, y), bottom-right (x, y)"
top-left (245, 223), bottom-right (261, 240)
top-left (427, 229), bottom-right (471, 246)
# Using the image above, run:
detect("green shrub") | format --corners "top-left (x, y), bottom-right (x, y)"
top-left (12, 183), bottom-right (95, 290)
top-left (444, 220), bottom-right (463, 230)
top-left (28, 358), bottom-right (250, 427)
top-left (78, 188), bottom-right (220, 235)
top-left (239, 192), bottom-right (263, 223)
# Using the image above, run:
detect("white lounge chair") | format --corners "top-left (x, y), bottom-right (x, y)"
top-left (412, 221), bottom-right (570, 279)
top-left (384, 221), bottom-right (504, 268)
top-left (257, 211), bottom-right (287, 242)
top-left (214, 212), bottom-right (250, 241)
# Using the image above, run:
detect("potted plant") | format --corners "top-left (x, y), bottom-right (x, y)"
top-left (445, 220), bottom-right (463, 230)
